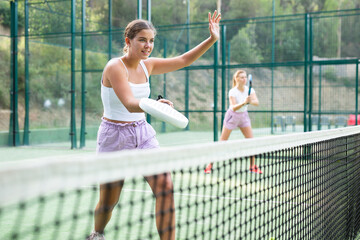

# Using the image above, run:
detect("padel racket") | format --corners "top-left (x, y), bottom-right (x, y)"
top-left (248, 74), bottom-right (252, 95)
top-left (139, 98), bottom-right (189, 129)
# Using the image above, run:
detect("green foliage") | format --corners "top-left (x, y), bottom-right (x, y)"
top-left (227, 0), bottom-right (258, 20)
top-left (340, 77), bottom-right (354, 88)
top-left (28, 2), bottom-right (71, 34)
top-left (151, 0), bottom-right (187, 26)
top-left (0, 1), bottom-right (24, 29)
top-left (323, 68), bottom-right (337, 82)
top-left (25, 41), bottom-right (108, 111)
top-left (188, 0), bottom-right (217, 23)
top-left (0, 39), bottom-right (10, 109)
top-left (279, 0), bottom-right (327, 13)
top-left (0, 34), bottom-right (12, 109)
top-left (230, 23), bottom-right (263, 64)
top-left (0, 1), bottom-right (11, 27)
top-left (252, 22), bottom-right (272, 63)
top-left (341, 14), bottom-right (360, 58)
top-left (275, 20), bottom-right (304, 61)
top-left (322, 68), bottom-right (354, 88)
top-left (313, 18), bottom-right (339, 58)
top-left (111, 0), bottom-right (137, 28)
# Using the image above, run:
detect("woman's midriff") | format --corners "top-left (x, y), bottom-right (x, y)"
top-left (102, 117), bottom-right (134, 124)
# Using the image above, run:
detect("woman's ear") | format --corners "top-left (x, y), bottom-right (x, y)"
top-left (125, 37), bottom-right (130, 47)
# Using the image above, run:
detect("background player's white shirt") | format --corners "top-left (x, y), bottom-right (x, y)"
top-left (229, 86), bottom-right (255, 112)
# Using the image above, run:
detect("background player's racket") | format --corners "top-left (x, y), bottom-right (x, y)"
top-left (248, 74), bottom-right (252, 95)
top-left (139, 98), bottom-right (189, 129)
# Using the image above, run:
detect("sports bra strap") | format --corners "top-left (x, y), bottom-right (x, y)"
top-left (118, 58), bottom-right (149, 82)
top-left (118, 58), bottom-right (129, 77)
top-left (139, 60), bottom-right (149, 81)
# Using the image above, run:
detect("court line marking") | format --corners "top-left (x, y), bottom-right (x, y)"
top-left (122, 188), bottom-right (315, 207)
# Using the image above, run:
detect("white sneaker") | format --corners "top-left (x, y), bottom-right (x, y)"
top-left (86, 230), bottom-right (105, 240)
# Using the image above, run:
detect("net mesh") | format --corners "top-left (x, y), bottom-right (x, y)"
top-left (1, 127), bottom-right (360, 240)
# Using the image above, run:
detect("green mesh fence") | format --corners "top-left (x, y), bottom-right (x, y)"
top-left (1, 1), bottom-right (359, 147)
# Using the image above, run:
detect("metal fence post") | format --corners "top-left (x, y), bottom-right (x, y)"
top-left (213, 42), bottom-right (219, 141)
top-left (147, 0), bottom-right (151, 22)
top-left (309, 15), bottom-right (314, 131)
top-left (108, 0), bottom-right (112, 60)
top-left (137, 0), bottom-right (142, 19)
top-left (184, 1), bottom-right (190, 130)
top-left (162, 39), bottom-right (167, 133)
top-left (356, 60), bottom-right (359, 125)
top-left (80, 0), bottom-right (87, 148)
top-left (70, 0), bottom-right (77, 149)
top-left (221, 25), bottom-right (226, 131)
top-left (270, 0), bottom-right (275, 134)
top-left (227, 42), bottom-right (231, 92)
top-left (10, 0), bottom-right (19, 146)
top-left (304, 14), bottom-right (309, 132)
top-left (318, 65), bottom-right (322, 130)
top-left (23, 0), bottom-right (30, 145)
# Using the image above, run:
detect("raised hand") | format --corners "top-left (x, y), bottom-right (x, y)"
top-left (208, 10), bottom-right (221, 40)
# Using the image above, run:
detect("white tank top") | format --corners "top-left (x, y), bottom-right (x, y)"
top-left (101, 58), bottom-right (150, 121)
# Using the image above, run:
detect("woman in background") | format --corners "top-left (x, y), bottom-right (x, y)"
top-left (204, 69), bottom-right (262, 174)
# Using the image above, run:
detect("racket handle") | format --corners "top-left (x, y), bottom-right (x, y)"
top-left (156, 95), bottom-right (163, 101)
top-left (248, 74), bottom-right (252, 96)
top-left (156, 95), bottom-right (170, 105)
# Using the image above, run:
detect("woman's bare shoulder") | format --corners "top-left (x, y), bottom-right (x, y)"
top-left (103, 58), bottom-right (128, 83)
top-left (104, 58), bottom-right (126, 73)
top-left (105, 58), bottom-right (121, 69)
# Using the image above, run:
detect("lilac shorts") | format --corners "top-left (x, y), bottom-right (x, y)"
top-left (96, 118), bottom-right (159, 153)
top-left (223, 109), bottom-right (251, 130)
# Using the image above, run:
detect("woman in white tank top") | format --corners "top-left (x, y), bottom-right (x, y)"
top-left (87, 11), bottom-right (221, 240)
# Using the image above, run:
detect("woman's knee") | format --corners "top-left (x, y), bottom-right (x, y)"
top-left (97, 182), bottom-right (123, 212)
top-left (96, 199), bottom-right (118, 213)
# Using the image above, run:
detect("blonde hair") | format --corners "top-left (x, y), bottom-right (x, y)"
top-left (123, 19), bottom-right (157, 54)
top-left (232, 70), bottom-right (247, 87)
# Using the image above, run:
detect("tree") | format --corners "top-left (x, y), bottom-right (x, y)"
top-left (230, 23), bottom-right (263, 64)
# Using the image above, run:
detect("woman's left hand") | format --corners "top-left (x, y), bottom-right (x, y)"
top-left (158, 99), bottom-right (174, 108)
top-left (208, 10), bottom-right (221, 40)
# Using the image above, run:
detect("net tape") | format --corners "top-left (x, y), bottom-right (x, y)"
top-left (1, 126), bottom-right (360, 207)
